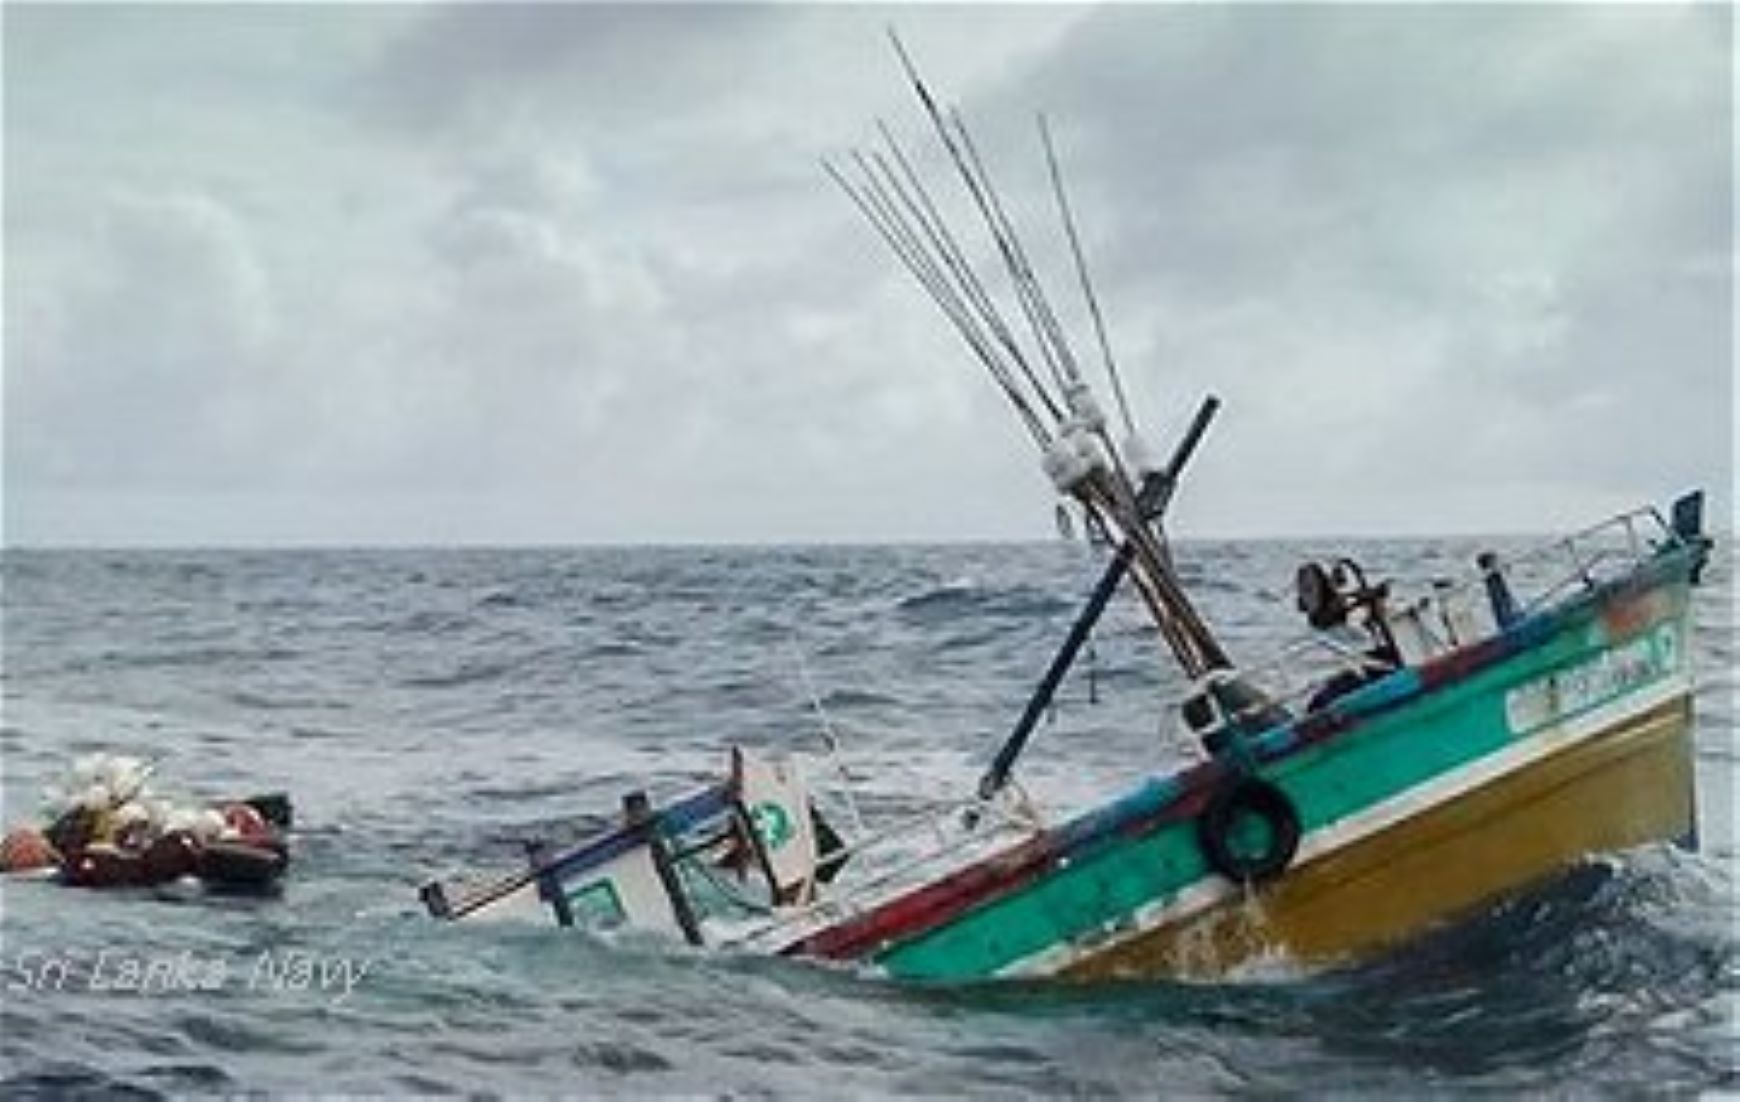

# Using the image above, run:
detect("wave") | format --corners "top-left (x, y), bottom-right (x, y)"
top-left (577, 640), bottom-right (645, 660)
top-left (224, 690), bottom-right (349, 713)
top-left (1281, 850), bottom-right (1736, 1085)
top-left (3, 543), bottom-right (1730, 1095)
top-left (897, 581), bottom-right (1074, 622)
top-left (287, 725), bottom-right (352, 742)
top-left (397, 657), bottom-right (523, 691)
top-left (96, 645), bottom-right (301, 672)
top-left (475, 588), bottom-right (526, 610)
top-left (354, 609), bottom-right (474, 638)
top-left (2, 1065), bottom-right (184, 1100)
top-left (818, 687), bottom-right (905, 710)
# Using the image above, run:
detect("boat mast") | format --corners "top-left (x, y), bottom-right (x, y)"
top-left (977, 395), bottom-right (1221, 799)
top-left (828, 33), bottom-right (1232, 684)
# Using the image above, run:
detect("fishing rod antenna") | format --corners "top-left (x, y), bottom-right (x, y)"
top-left (834, 30), bottom-right (1238, 687)
top-left (1039, 112), bottom-right (1138, 443)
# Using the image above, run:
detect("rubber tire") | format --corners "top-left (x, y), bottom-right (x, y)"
top-left (1197, 777), bottom-right (1301, 885)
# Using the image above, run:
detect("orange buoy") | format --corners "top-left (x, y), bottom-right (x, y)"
top-left (0, 826), bottom-right (61, 873)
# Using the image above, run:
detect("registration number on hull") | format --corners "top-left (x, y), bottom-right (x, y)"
top-left (1504, 622), bottom-right (1680, 736)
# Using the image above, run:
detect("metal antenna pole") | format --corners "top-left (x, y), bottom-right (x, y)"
top-left (888, 30), bottom-right (1076, 402)
top-left (951, 110), bottom-right (1084, 397)
top-left (979, 542), bottom-right (1132, 800)
top-left (864, 143), bottom-right (1062, 424)
top-left (824, 158), bottom-right (1050, 445)
top-left (1040, 114), bottom-right (1137, 439)
top-left (875, 121), bottom-right (1064, 423)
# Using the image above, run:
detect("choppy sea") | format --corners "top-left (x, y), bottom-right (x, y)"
top-left (0, 539), bottom-right (1733, 1095)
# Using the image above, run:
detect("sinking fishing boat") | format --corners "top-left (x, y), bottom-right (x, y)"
top-left (419, 42), bottom-right (1713, 980)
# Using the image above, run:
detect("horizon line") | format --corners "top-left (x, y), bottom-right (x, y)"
top-left (8, 525), bottom-right (1722, 555)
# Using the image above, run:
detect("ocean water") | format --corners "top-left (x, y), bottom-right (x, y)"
top-left (0, 539), bottom-right (1732, 1095)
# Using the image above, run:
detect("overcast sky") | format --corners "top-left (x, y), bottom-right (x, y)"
top-left (5, 4), bottom-right (1731, 546)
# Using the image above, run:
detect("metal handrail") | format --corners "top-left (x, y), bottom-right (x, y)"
top-left (719, 790), bottom-right (1042, 950)
top-left (1156, 504), bottom-right (1681, 742)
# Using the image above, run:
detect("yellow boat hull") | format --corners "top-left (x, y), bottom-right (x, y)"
top-left (1064, 693), bottom-right (1695, 980)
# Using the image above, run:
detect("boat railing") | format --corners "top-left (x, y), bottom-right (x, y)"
top-left (721, 786), bottom-right (1043, 951)
top-left (1392, 504), bottom-right (1676, 635)
top-left (1503, 505), bottom-right (1676, 616)
top-left (1372, 504), bottom-right (1680, 639)
top-left (1171, 637), bottom-right (1386, 744)
top-left (1163, 504), bottom-right (1684, 745)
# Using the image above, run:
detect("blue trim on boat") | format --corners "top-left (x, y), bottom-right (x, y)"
top-left (1055, 775), bottom-right (1187, 851)
top-left (539, 782), bottom-right (734, 885)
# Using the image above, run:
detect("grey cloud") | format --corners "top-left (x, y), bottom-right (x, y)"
top-left (964, 5), bottom-right (1731, 530)
top-left (4, 4), bottom-right (1728, 545)
top-left (352, 4), bottom-right (783, 137)
top-left (9, 191), bottom-right (281, 491)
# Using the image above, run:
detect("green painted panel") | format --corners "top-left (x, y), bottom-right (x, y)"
top-left (567, 878), bottom-right (627, 928)
top-left (884, 816), bottom-right (1215, 979)
top-left (1269, 629), bottom-right (1582, 829)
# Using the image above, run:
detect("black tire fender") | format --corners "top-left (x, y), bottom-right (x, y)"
top-left (1196, 776), bottom-right (1302, 885)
